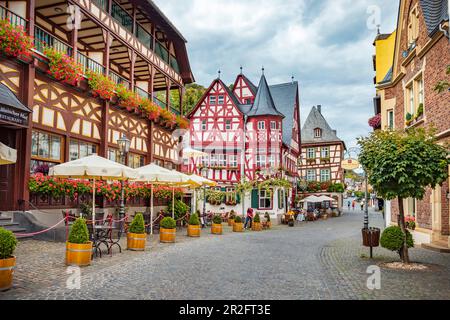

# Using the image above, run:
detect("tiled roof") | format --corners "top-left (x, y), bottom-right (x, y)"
top-left (379, 67), bottom-right (393, 84)
top-left (419, 0), bottom-right (449, 36)
top-left (301, 106), bottom-right (342, 144)
top-left (247, 75), bottom-right (284, 118)
top-left (0, 83), bottom-right (31, 113)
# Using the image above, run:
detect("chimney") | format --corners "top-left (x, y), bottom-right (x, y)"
top-left (317, 105), bottom-right (322, 114)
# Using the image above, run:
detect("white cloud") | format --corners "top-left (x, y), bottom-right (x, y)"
top-left (153, 0), bottom-right (399, 147)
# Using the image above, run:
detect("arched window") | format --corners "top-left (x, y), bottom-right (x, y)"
top-left (314, 128), bottom-right (322, 138)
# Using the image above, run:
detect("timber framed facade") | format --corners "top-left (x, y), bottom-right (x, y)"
top-left (0, 0), bottom-right (193, 211)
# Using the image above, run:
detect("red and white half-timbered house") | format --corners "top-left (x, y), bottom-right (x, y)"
top-left (184, 72), bottom-right (301, 218)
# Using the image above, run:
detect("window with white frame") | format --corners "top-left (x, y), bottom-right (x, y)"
top-left (306, 169), bottom-right (315, 181)
top-left (218, 154), bottom-right (227, 167)
top-left (259, 189), bottom-right (272, 209)
top-left (218, 95), bottom-right (224, 105)
top-left (201, 155), bottom-right (209, 167)
top-left (407, 85), bottom-right (414, 115)
top-left (307, 148), bottom-right (315, 159)
top-left (320, 169), bottom-right (331, 182)
top-left (407, 6), bottom-right (419, 46)
top-left (225, 119), bottom-right (231, 130)
top-left (418, 77), bottom-right (424, 106)
top-left (314, 128), bottom-right (322, 138)
top-left (258, 121), bottom-right (265, 130)
top-left (270, 121), bottom-right (276, 130)
top-left (226, 187), bottom-right (236, 203)
top-left (209, 95), bottom-right (216, 105)
top-left (201, 120), bottom-right (207, 131)
top-left (387, 110), bottom-right (394, 129)
top-left (256, 155), bottom-right (266, 167)
top-left (210, 154), bottom-right (218, 166)
top-left (229, 155), bottom-right (237, 167)
top-left (320, 147), bottom-right (330, 158)
top-left (268, 154), bottom-right (276, 167)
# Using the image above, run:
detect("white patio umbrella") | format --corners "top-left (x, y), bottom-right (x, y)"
top-left (182, 147), bottom-right (207, 159)
top-left (0, 142), bottom-right (17, 165)
top-left (48, 154), bottom-right (137, 222)
top-left (316, 195), bottom-right (336, 202)
top-left (185, 174), bottom-right (217, 214)
top-left (134, 163), bottom-right (199, 234)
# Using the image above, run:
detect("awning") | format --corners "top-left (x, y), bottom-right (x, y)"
top-left (0, 142), bottom-right (17, 165)
top-left (0, 83), bottom-right (31, 126)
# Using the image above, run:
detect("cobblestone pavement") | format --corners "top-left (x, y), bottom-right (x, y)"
top-left (1, 209), bottom-right (449, 300)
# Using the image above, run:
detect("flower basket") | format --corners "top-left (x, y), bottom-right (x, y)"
top-left (0, 20), bottom-right (34, 60)
top-left (44, 47), bottom-right (84, 86)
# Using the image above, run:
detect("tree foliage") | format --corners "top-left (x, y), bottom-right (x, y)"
top-left (357, 128), bottom-right (449, 201)
top-left (181, 83), bottom-right (207, 115)
top-left (434, 64), bottom-right (450, 93)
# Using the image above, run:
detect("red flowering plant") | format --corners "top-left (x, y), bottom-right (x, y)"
top-left (86, 70), bottom-right (116, 101)
top-left (44, 47), bottom-right (83, 86)
top-left (368, 113), bottom-right (382, 129)
top-left (175, 116), bottom-right (189, 129)
top-left (116, 84), bottom-right (140, 111)
top-left (159, 108), bottom-right (177, 128)
top-left (0, 19), bottom-right (34, 59)
top-left (147, 103), bottom-right (162, 121)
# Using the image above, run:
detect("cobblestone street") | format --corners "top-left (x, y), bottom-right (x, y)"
top-left (1, 209), bottom-right (449, 300)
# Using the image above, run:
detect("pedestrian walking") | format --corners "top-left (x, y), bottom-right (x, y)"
top-left (360, 201), bottom-right (364, 211)
top-left (244, 207), bottom-right (254, 229)
top-left (347, 201), bottom-right (351, 210)
top-left (352, 200), bottom-right (355, 211)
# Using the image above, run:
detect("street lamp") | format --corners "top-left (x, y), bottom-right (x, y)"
top-left (117, 134), bottom-right (131, 220)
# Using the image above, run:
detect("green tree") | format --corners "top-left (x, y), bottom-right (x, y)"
top-left (434, 65), bottom-right (450, 93)
top-left (358, 128), bottom-right (449, 263)
top-left (182, 83), bottom-right (207, 115)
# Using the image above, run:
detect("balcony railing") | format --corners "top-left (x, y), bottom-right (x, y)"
top-left (136, 24), bottom-right (153, 50)
top-left (0, 5), bottom-right (27, 29)
top-left (111, 1), bottom-right (133, 33)
top-left (76, 52), bottom-right (105, 75)
top-left (34, 26), bottom-right (73, 56)
top-left (135, 86), bottom-right (151, 99)
top-left (109, 70), bottom-right (130, 88)
top-left (153, 96), bottom-right (167, 109)
top-left (92, 0), bottom-right (108, 11)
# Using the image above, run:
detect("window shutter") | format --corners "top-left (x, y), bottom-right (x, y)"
top-left (251, 189), bottom-right (259, 208)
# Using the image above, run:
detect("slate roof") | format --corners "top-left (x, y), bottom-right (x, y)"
top-left (379, 66), bottom-right (393, 84)
top-left (301, 106), bottom-right (342, 144)
top-left (419, 0), bottom-right (449, 36)
top-left (269, 82), bottom-right (299, 146)
top-left (247, 75), bottom-right (284, 118)
top-left (0, 83), bottom-right (31, 113)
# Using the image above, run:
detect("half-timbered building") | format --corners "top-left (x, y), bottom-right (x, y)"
top-left (0, 0), bottom-right (193, 212)
top-left (298, 105), bottom-right (345, 206)
top-left (184, 71), bottom-right (301, 217)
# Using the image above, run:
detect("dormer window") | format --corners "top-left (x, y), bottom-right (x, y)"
top-left (314, 128), bottom-right (322, 138)
top-left (218, 95), bottom-right (224, 105)
top-left (209, 96), bottom-right (216, 105)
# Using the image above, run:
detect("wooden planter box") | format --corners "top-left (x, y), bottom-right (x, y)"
top-left (66, 242), bottom-right (93, 267)
top-left (160, 228), bottom-right (176, 243)
top-left (228, 219), bottom-right (234, 226)
top-left (127, 233), bottom-right (146, 251)
top-left (0, 257), bottom-right (15, 291)
top-left (187, 225), bottom-right (201, 237)
top-left (211, 223), bottom-right (223, 235)
top-left (233, 222), bottom-right (244, 232)
top-left (252, 222), bottom-right (262, 231)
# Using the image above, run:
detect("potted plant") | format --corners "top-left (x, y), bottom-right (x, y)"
top-left (44, 47), bottom-right (83, 86)
top-left (264, 213), bottom-right (272, 229)
top-left (66, 218), bottom-right (93, 266)
top-left (0, 227), bottom-right (17, 291)
top-left (228, 210), bottom-right (236, 226)
top-left (86, 70), bottom-right (116, 101)
top-left (233, 215), bottom-right (244, 232)
top-left (405, 112), bottom-right (413, 126)
top-left (211, 215), bottom-right (223, 235)
top-left (187, 213), bottom-right (201, 237)
top-left (160, 217), bottom-right (176, 243)
top-left (0, 20), bottom-right (34, 60)
top-left (415, 104), bottom-right (424, 120)
top-left (127, 213), bottom-right (146, 251)
top-left (252, 213), bottom-right (262, 231)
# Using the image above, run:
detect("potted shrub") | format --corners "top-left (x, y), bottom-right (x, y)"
top-left (405, 112), bottom-right (413, 126)
top-left (228, 210), bottom-right (235, 226)
top-left (0, 20), bottom-right (34, 60)
top-left (233, 215), bottom-right (244, 232)
top-left (0, 227), bottom-right (17, 291)
top-left (160, 217), bottom-right (176, 243)
top-left (187, 213), bottom-right (201, 237)
top-left (44, 47), bottom-right (83, 86)
top-left (66, 218), bottom-right (93, 267)
top-left (264, 213), bottom-right (272, 229)
top-left (415, 103), bottom-right (424, 120)
top-left (211, 215), bottom-right (223, 235)
top-left (127, 213), bottom-right (146, 251)
top-left (252, 213), bottom-right (262, 231)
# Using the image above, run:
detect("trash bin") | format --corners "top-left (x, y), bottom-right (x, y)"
top-left (362, 227), bottom-right (380, 247)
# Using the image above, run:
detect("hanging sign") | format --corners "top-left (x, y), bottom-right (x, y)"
top-left (341, 158), bottom-right (360, 170)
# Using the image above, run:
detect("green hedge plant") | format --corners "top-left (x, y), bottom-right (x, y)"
top-left (0, 227), bottom-right (17, 259)
top-left (68, 218), bottom-right (90, 244)
top-left (234, 215), bottom-right (242, 223)
top-left (254, 213), bottom-right (261, 223)
top-left (213, 215), bottom-right (222, 224)
top-left (129, 213), bottom-right (145, 234)
top-left (189, 213), bottom-right (200, 226)
top-left (380, 226), bottom-right (414, 253)
top-left (161, 217), bottom-right (176, 229)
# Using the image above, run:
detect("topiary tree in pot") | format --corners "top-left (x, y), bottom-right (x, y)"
top-left (187, 213), bottom-right (201, 237)
top-left (212, 215), bottom-right (223, 235)
top-left (0, 227), bottom-right (17, 291)
top-left (252, 213), bottom-right (262, 231)
top-left (233, 215), bottom-right (243, 232)
top-left (160, 217), bottom-right (177, 243)
top-left (127, 213), bottom-right (146, 251)
top-left (66, 218), bottom-right (92, 266)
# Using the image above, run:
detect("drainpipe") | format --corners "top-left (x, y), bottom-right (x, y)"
top-left (241, 114), bottom-right (248, 216)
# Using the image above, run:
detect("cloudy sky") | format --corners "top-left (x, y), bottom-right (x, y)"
top-left (154, 0), bottom-right (399, 149)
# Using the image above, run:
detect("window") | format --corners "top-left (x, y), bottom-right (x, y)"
top-left (270, 121), bottom-right (277, 130)
top-left (201, 120), bottom-right (207, 131)
top-left (108, 148), bottom-right (124, 164)
top-left (154, 159), bottom-right (163, 167)
top-left (226, 187), bottom-right (236, 204)
top-left (268, 154), bottom-right (276, 167)
top-left (320, 169), bottom-right (331, 182)
top-left (31, 130), bottom-right (63, 163)
top-left (278, 189), bottom-right (285, 210)
top-left (307, 148), bottom-right (315, 159)
top-left (314, 128), bottom-right (322, 138)
top-left (69, 139), bottom-right (97, 161)
top-left (201, 155), bottom-right (209, 167)
top-left (128, 153), bottom-right (145, 169)
top-left (387, 110), bottom-right (394, 129)
top-left (229, 155), bottom-right (237, 167)
top-left (257, 121), bottom-right (265, 130)
top-left (218, 154), bottom-right (227, 167)
top-left (418, 77), bottom-right (424, 106)
top-left (408, 6), bottom-right (419, 46)
top-left (245, 98), bottom-right (251, 104)
top-left (259, 189), bottom-right (272, 209)
top-left (256, 155), bottom-right (266, 167)
top-left (165, 162), bottom-right (175, 170)
top-left (405, 74), bottom-right (425, 122)
top-left (225, 120), bottom-right (231, 130)
top-left (408, 84), bottom-right (414, 115)
top-left (306, 169), bottom-right (315, 181)
top-left (320, 147), bottom-right (330, 159)
top-left (209, 96), bottom-right (216, 105)
top-left (218, 95), bottom-right (224, 105)
top-left (210, 154), bottom-right (218, 167)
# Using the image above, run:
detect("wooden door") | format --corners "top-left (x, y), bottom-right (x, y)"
top-left (0, 127), bottom-right (16, 211)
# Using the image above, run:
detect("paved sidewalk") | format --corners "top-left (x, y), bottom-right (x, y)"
top-left (1, 209), bottom-right (449, 300)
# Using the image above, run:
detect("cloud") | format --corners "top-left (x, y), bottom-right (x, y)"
top-left (153, 0), bottom-right (399, 148)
